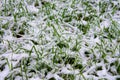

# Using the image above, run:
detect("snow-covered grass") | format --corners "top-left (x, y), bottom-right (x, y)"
top-left (0, 0), bottom-right (120, 80)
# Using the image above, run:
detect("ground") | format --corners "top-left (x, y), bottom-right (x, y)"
top-left (0, 0), bottom-right (120, 80)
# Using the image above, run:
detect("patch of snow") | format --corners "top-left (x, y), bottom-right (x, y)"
top-left (0, 65), bottom-right (9, 80)
top-left (27, 5), bottom-right (39, 13)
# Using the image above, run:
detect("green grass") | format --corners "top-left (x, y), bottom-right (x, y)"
top-left (0, 0), bottom-right (120, 80)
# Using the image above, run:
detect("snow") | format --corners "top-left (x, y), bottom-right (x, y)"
top-left (0, 65), bottom-right (9, 80)
top-left (27, 5), bottom-right (39, 13)
top-left (0, 0), bottom-right (120, 80)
